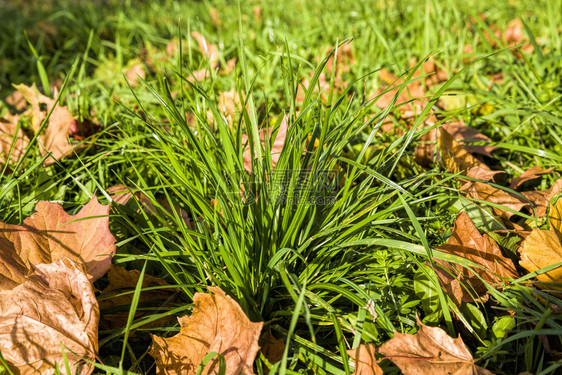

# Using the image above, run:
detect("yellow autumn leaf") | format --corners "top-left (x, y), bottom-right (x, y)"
top-left (519, 198), bottom-right (562, 288)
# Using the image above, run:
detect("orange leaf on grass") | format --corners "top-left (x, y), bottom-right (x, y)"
top-left (347, 344), bottom-right (383, 375)
top-left (519, 198), bottom-right (562, 288)
top-left (435, 212), bottom-right (518, 305)
top-left (189, 32), bottom-right (220, 82)
top-left (379, 318), bottom-right (492, 375)
top-left (521, 178), bottom-right (562, 218)
top-left (0, 258), bottom-right (98, 375)
top-left (149, 287), bottom-right (263, 375)
top-left (441, 121), bottom-right (497, 158)
top-left (0, 197), bottom-right (115, 288)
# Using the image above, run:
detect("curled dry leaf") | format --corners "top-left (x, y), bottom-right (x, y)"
top-left (14, 83), bottom-right (76, 165)
top-left (0, 258), bottom-right (98, 375)
top-left (347, 344), bottom-right (383, 375)
top-left (5, 90), bottom-right (27, 111)
top-left (379, 318), bottom-right (493, 375)
top-left (99, 265), bottom-right (179, 330)
top-left (521, 178), bottom-right (562, 218)
top-left (519, 198), bottom-right (562, 288)
top-left (509, 166), bottom-right (554, 190)
top-left (435, 211), bottom-right (518, 305)
top-left (441, 121), bottom-right (497, 158)
top-left (0, 196), bottom-right (115, 288)
top-left (242, 115), bottom-right (288, 172)
top-left (149, 287), bottom-right (263, 375)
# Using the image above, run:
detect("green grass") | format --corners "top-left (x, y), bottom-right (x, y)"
top-left (1, 0), bottom-right (562, 374)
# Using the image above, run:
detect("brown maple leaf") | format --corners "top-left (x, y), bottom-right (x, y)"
top-left (347, 344), bottom-right (383, 375)
top-left (242, 115), bottom-right (288, 172)
top-left (0, 197), bottom-right (115, 288)
top-left (435, 211), bottom-right (518, 305)
top-left (0, 258), bottom-right (98, 375)
top-left (14, 83), bottom-right (76, 165)
top-left (519, 198), bottom-right (562, 288)
top-left (379, 318), bottom-right (493, 375)
top-left (99, 265), bottom-right (179, 330)
top-left (149, 287), bottom-right (263, 375)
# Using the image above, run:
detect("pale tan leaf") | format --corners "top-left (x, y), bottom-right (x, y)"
top-left (435, 212), bottom-right (518, 305)
top-left (0, 258), bottom-right (98, 375)
top-left (149, 287), bottom-right (263, 375)
top-left (5, 90), bottom-right (27, 111)
top-left (0, 197), bottom-right (115, 285)
top-left (466, 166), bottom-right (504, 182)
top-left (379, 318), bottom-right (493, 375)
top-left (218, 89), bottom-right (245, 124)
top-left (14, 83), bottom-right (76, 165)
top-left (347, 344), bottom-right (383, 375)
top-left (191, 32), bottom-right (219, 68)
top-left (521, 178), bottom-right (562, 217)
top-left (125, 60), bottom-right (146, 87)
top-left (0, 113), bottom-right (28, 166)
top-left (242, 115), bottom-right (288, 172)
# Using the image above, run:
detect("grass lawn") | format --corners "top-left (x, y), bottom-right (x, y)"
top-left (0, 0), bottom-right (561, 374)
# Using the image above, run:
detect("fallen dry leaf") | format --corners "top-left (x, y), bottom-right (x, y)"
top-left (107, 184), bottom-right (194, 228)
top-left (218, 89), bottom-right (245, 124)
top-left (242, 115), bottom-right (288, 172)
top-left (253, 6), bottom-right (262, 23)
top-left (379, 318), bottom-right (492, 375)
top-left (259, 329), bottom-right (285, 372)
top-left (0, 258), bottom-right (98, 375)
top-left (125, 60), bottom-right (146, 87)
top-left (441, 121), bottom-right (497, 158)
top-left (0, 196), bottom-right (115, 288)
top-left (435, 211), bottom-right (518, 305)
top-left (460, 179), bottom-right (529, 222)
top-left (521, 178), bottom-right (562, 217)
top-left (5, 90), bottom-right (27, 111)
top-left (509, 166), bottom-right (554, 190)
top-left (324, 42), bottom-right (354, 77)
top-left (438, 127), bottom-right (490, 174)
top-left (15, 83), bottom-right (76, 165)
top-left (0, 113), bottom-right (28, 166)
top-left (189, 32), bottom-right (220, 82)
top-left (347, 344), bottom-right (383, 375)
top-left (519, 198), bottom-right (562, 288)
top-left (209, 7), bottom-right (221, 28)
top-left (99, 265), bottom-right (179, 330)
top-left (149, 287), bottom-right (263, 375)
